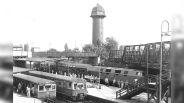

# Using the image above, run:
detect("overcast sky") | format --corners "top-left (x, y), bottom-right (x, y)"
top-left (0, 0), bottom-right (184, 51)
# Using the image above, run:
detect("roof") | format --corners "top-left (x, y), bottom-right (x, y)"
top-left (60, 61), bottom-right (92, 68)
top-left (26, 57), bottom-right (53, 62)
top-left (92, 66), bottom-right (143, 72)
top-left (13, 73), bottom-right (55, 84)
top-left (91, 3), bottom-right (105, 18)
top-left (13, 66), bottom-right (32, 74)
top-left (15, 57), bottom-right (68, 62)
top-left (29, 71), bottom-right (86, 83)
top-left (65, 52), bottom-right (98, 57)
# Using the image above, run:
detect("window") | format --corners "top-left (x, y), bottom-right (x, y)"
top-left (136, 72), bottom-right (139, 76)
top-left (52, 84), bottom-right (56, 90)
top-left (105, 69), bottom-right (111, 72)
top-left (124, 71), bottom-right (128, 74)
top-left (76, 83), bottom-right (84, 90)
top-left (115, 70), bottom-right (121, 74)
top-left (39, 86), bottom-right (44, 91)
top-left (45, 85), bottom-right (51, 90)
top-left (74, 83), bottom-right (77, 90)
top-left (68, 82), bottom-right (72, 89)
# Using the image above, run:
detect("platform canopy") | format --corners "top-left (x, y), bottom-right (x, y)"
top-left (13, 66), bottom-right (32, 74)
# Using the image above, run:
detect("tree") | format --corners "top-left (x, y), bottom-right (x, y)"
top-left (83, 43), bottom-right (108, 60)
top-left (105, 37), bottom-right (118, 52)
top-left (82, 37), bottom-right (118, 61)
top-left (82, 44), bottom-right (95, 52)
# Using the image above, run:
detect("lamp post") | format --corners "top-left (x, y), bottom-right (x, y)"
top-left (98, 56), bottom-right (101, 89)
top-left (159, 20), bottom-right (171, 103)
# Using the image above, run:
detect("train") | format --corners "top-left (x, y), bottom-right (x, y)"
top-left (24, 70), bottom-right (87, 101)
top-left (13, 73), bottom-right (56, 100)
top-left (33, 61), bottom-right (144, 86)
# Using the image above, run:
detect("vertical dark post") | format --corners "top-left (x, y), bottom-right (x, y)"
top-left (146, 45), bottom-right (149, 103)
top-left (30, 61), bottom-right (31, 69)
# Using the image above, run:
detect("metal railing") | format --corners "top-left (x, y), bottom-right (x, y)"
top-left (116, 77), bottom-right (146, 98)
top-left (115, 73), bottom-right (170, 99)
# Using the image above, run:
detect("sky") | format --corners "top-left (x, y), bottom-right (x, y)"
top-left (0, 0), bottom-right (184, 51)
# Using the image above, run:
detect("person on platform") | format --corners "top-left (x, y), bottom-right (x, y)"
top-left (121, 80), bottom-right (124, 89)
top-left (105, 77), bottom-right (109, 86)
top-left (117, 80), bottom-right (121, 88)
top-left (26, 85), bottom-right (30, 97)
top-left (17, 82), bottom-right (22, 94)
top-left (133, 78), bottom-right (138, 88)
top-left (113, 78), bottom-right (116, 86)
top-left (31, 85), bottom-right (34, 97)
top-left (125, 80), bottom-right (128, 90)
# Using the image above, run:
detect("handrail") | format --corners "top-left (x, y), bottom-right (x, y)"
top-left (116, 73), bottom-right (170, 99)
top-left (116, 77), bottom-right (146, 98)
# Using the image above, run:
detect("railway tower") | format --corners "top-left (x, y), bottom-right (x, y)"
top-left (91, 4), bottom-right (106, 46)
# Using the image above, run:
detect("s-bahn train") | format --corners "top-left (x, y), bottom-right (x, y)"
top-left (13, 73), bottom-right (56, 100)
top-left (33, 61), bottom-right (143, 86)
top-left (86, 66), bottom-right (143, 84)
top-left (24, 71), bottom-right (87, 101)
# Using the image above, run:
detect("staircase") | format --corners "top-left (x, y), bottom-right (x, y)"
top-left (116, 77), bottom-right (147, 99)
top-left (116, 72), bottom-right (170, 100)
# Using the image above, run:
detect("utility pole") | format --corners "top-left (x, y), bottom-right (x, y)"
top-left (159, 20), bottom-right (170, 103)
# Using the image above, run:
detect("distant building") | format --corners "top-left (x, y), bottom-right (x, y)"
top-left (91, 4), bottom-right (106, 46)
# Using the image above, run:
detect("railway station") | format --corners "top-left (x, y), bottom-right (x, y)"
top-left (11, 1), bottom-right (184, 103)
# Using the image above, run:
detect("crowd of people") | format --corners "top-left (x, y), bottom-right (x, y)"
top-left (104, 77), bottom-right (141, 91)
top-left (16, 82), bottom-right (35, 97)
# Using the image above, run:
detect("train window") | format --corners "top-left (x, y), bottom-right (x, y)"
top-left (115, 70), bottom-right (121, 74)
top-left (39, 86), bottom-right (44, 91)
top-left (68, 82), bottom-right (72, 89)
top-left (136, 72), bottom-right (140, 76)
top-left (45, 85), bottom-right (51, 91)
top-left (74, 83), bottom-right (77, 90)
top-left (52, 85), bottom-right (56, 90)
top-left (105, 69), bottom-right (111, 72)
top-left (124, 71), bottom-right (128, 74)
top-left (77, 83), bottom-right (84, 90)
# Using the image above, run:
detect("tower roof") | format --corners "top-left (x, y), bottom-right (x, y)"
top-left (91, 3), bottom-right (106, 18)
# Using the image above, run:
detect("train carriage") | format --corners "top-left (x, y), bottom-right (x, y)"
top-left (25, 71), bottom-right (87, 101)
top-left (13, 73), bottom-right (56, 100)
top-left (87, 66), bottom-right (143, 85)
top-left (58, 61), bottom-right (88, 77)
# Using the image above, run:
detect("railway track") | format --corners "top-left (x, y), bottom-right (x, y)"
top-left (56, 94), bottom-right (117, 103)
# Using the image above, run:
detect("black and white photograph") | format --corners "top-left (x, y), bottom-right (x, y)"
top-left (0, 0), bottom-right (184, 103)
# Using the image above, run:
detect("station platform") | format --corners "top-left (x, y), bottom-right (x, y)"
top-left (86, 82), bottom-right (149, 103)
top-left (13, 93), bottom-right (42, 103)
